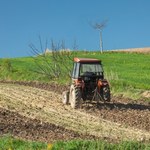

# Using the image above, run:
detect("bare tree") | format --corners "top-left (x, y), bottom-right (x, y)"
top-left (29, 37), bottom-right (77, 80)
top-left (90, 20), bottom-right (108, 53)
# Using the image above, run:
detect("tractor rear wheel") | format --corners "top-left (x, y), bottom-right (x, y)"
top-left (69, 85), bottom-right (81, 109)
top-left (62, 91), bottom-right (69, 105)
top-left (102, 85), bottom-right (110, 102)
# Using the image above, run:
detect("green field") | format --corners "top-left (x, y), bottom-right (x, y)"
top-left (0, 51), bottom-right (149, 99)
top-left (1, 135), bottom-right (150, 150)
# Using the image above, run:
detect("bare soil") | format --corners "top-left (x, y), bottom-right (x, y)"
top-left (0, 81), bottom-right (150, 143)
top-left (0, 107), bottom-right (96, 143)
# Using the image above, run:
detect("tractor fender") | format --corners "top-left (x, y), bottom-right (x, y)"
top-left (98, 79), bottom-right (110, 90)
top-left (73, 79), bottom-right (85, 89)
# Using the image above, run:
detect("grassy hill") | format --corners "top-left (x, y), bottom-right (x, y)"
top-left (0, 51), bottom-right (150, 100)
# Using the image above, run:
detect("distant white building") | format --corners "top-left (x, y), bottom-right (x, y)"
top-left (44, 48), bottom-right (52, 53)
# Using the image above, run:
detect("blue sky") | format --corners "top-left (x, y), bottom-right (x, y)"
top-left (0, 0), bottom-right (150, 58)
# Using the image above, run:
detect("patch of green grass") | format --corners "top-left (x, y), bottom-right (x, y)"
top-left (0, 135), bottom-right (47, 150)
top-left (1, 136), bottom-right (150, 150)
top-left (0, 57), bottom-right (48, 82)
top-left (53, 139), bottom-right (150, 150)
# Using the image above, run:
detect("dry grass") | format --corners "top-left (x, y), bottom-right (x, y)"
top-left (110, 47), bottom-right (150, 53)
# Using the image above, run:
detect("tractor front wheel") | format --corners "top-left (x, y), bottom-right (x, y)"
top-left (69, 85), bottom-right (81, 109)
top-left (62, 91), bottom-right (69, 105)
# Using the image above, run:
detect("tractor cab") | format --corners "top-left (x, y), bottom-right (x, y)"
top-left (72, 57), bottom-right (104, 81)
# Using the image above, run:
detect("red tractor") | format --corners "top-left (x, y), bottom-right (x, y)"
top-left (62, 57), bottom-right (110, 109)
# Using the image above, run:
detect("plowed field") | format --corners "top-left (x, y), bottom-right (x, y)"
top-left (0, 82), bottom-right (150, 143)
